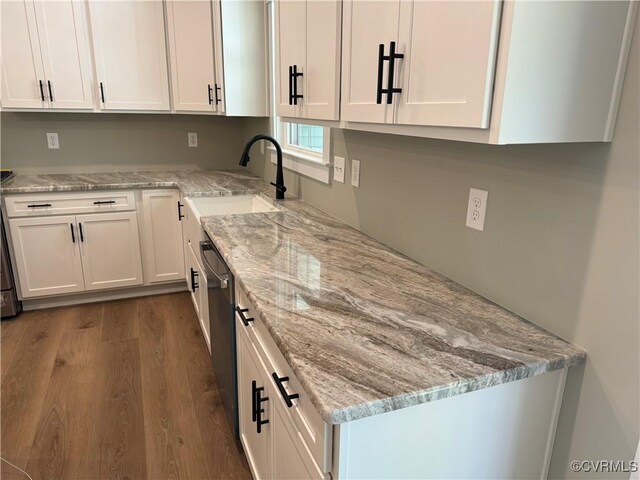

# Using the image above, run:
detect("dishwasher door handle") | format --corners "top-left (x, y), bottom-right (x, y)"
top-left (200, 241), bottom-right (229, 288)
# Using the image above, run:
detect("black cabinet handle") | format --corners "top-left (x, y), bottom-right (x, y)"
top-left (214, 83), bottom-right (221, 105)
top-left (78, 223), bottom-right (84, 242)
top-left (208, 84), bottom-right (213, 105)
top-left (70, 223), bottom-right (76, 243)
top-left (177, 201), bottom-right (184, 221)
top-left (39, 80), bottom-right (45, 101)
top-left (235, 306), bottom-right (254, 326)
top-left (100, 82), bottom-right (105, 103)
top-left (292, 64), bottom-right (303, 105)
top-left (47, 80), bottom-right (53, 102)
top-left (386, 41), bottom-right (403, 105)
top-left (93, 200), bottom-right (116, 205)
top-left (27, 203), bottom-right (52, 208)
top-left (376, 42), bottom-right (404, 105)
top-left (252, 380), bottom-right (269, 434)
top-left (190, 267), bottom-right (199, 292)
top-left (376, 44), bottom-right (385, 104)
top-left (272, 373), bottom-right (300, 408)
top-left (288, 65), bottom-right (293, 105)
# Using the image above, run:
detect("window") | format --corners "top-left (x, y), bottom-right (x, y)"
top-left (266, 0), bottom-right (331, 183)
top-left (286, 123), bottom-right (324, 153)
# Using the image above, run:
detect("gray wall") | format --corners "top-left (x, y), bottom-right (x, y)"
top-left (245, 17), bottom-right (639, 480)
top-left (1, 112), bottom-right (246, 174)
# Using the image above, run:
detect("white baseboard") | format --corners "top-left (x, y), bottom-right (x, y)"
top-left (22, 282), bottom-right (187, 311)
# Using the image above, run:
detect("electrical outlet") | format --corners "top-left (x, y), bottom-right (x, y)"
top-left (46, 133), bottom-right (59, 149)
top-left (351, 159), bottom-right (361, 187)
top-left (188, 132), bottom-right (198, 148)
top-left (333, 156), bottom-right (345, 183)
top-left (466, 188), bottom-right (488, 231)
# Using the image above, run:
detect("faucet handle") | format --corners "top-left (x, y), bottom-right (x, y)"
top-left (270, 182), bottom-right (287, 194)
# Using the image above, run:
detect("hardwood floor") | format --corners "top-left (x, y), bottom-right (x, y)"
top-left (1, 292), bottom-right (251, 480)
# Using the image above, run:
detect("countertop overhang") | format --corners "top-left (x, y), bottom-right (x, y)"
top-left (1, 169), bottom-right (586, 424)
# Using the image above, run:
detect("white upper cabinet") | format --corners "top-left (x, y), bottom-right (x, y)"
top-left (1, 1), bottom-right (46, 108)
top-left (394, 1), bottom-right (501, 128)
top-left (166, 1), bottom-right (219, 113)
top-left (0, 0), bottom-right (93, 110)
top-left (164, 0), bottom-right (266, 116)
top-left (89, 0), bottom-right (170, 111)
top-left (276, 0), bottom-right (342, 121)
top-left (340, 0), bottom-right (400, 124)
top-left (341, 0), bottom-right (500, 128)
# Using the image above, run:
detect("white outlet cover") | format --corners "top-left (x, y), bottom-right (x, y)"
top-left (188, 132), bottom-right (198, 148)
top-left (351, 159), bottom-right (361, 187)
top-left (466, 188), bottom-right (488, 231)
top-left (334, 156), bottom-right (345, 183)
top-left (46, 132), bottom-right (59, 149)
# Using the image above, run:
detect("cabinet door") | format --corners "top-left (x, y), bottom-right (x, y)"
top-left (166, 1), bottom-right (217, 113)
top-left (395, 0), bottom-right (501, 128)
top-left (237, 324), bottom-right (272, 479)
top-left (186, 244), bottom-right (202, 321)
top-left (140, 190), bottom-right (185, 283)
top-left (211, 0), bottom-right (225, 114)
top-left (275, 0), bottom-right (306, 118)
top-left (341, 0), bottom-right (401, 124)
top-left (77, 212), bottom-right (143, 291)
top-left (8, 216), bottom-right (84, 298)
top-left (304, 0), bottom-right (341, 121)
top-left (88, 0), bottom-right (170, 111)
top-left (0, 0), bottom-right (47, 109)
top-left (34, 0), bottom-right (94, 109)
top-left (272, 394), bottom-right (325, 480)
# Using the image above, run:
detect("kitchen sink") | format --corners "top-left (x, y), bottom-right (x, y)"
top-left (185, 195), bottom-right (279, 217)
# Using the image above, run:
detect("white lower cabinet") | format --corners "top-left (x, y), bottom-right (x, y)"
top-left (187, 244), bottom-right (210, 351)
top-left (76, 212), bottom-right (143, 291)
top-left (236, 298), bottom-right (328, 480)
top-left (8, 215), bottom-right (85, 298)
top-left (140, 190), bottom-right (185, 283)
top-left (237, 324), bottom-right (272, 479)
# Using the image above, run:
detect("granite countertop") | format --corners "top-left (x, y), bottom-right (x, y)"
top-left (1, 170), bottom-right (586, 424)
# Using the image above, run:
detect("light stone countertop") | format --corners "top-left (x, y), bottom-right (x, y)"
top-left (1, 169), bottom-right (586, 424)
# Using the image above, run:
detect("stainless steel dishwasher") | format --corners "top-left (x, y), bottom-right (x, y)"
top-left (200, 236), bottom-right (239, 441)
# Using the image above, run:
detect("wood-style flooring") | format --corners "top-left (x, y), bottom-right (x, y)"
top-left (1, 292), bottom-right (251, 480)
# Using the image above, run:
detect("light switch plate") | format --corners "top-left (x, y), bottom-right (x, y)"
top-left (466, 188), bottom-right (488, 231)
top-left (46, 133), bottom-right (59, 149)
top-left (334, 156), bottom-right (345, 183)
top-left (188, 132), bottom-right (198, 148)
top-left (351, 159), bottom-right (361, 187)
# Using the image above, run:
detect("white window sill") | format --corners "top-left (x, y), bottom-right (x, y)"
top-left (268, 146), bottom-right (332, 184)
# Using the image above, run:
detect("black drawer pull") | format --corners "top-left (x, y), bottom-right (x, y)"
top-left (208, 84), bottom-right (213, 105)
top-left (190, 267), bottom-right (199, 292)
top-left (252, 380), bottom-right (269, 434)
top-left (214, 83), bottom-right (221, 105)
top-left (93, 200), bottom-right (116, 205)
top-left (27, 203), bottom-right (52, 208)
top-left (235, 306), bottom-right (254, 326)
top-left (47, 80), bottom-right (53, 102)
top-left (70, 223), bottom-right (75, 243)
top-left (39, 80), bottom-right (45, 102)
top-left (78, 222), bottom-right (84, 242)
top-left (272, 373), bottom-right (300, 407)
top-left (100, 82), bottom-right (105, 103)
top-left (177, 201), bottom-right (184, 221)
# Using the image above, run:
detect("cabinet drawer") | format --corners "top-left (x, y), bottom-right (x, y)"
top-left (5, 191), bottom-right (136, 217)
top-left (235, 286), bottom-right (332, 473)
